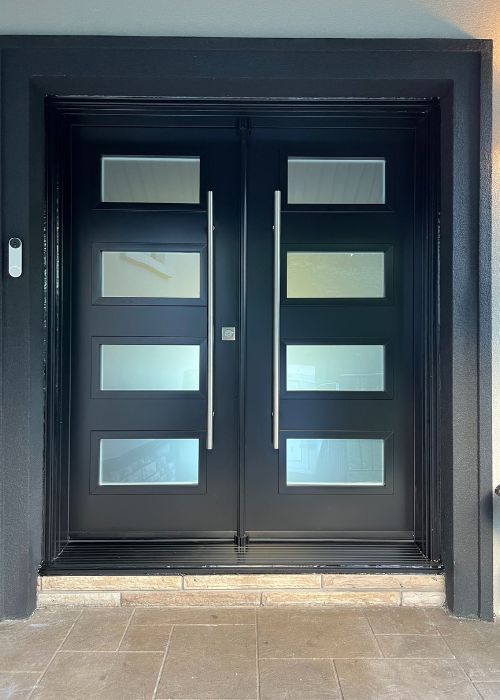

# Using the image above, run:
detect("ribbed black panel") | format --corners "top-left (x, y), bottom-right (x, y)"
top-left (41, 540), bottom-right (441, 574)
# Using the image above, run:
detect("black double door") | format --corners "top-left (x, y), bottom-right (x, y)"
top-left (69, 115), bottom-right (415, 543)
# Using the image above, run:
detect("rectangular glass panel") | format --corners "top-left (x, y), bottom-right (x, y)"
top-left (286, 438), bottom-right (384, 486)
top-left (101, 156), bottom-right (200, 203)
top-left (101, 251), bottom-right (201, 298)
top-left (286, 344), bottom-right (384, 391)
top-left (287, 251), bottom-right (385, 298)
top-left (100, 344), bottom-right (200, 391)
top-left (287, 158), bottom-right (385, 204)
top-left (99, 438), bottom-right (199, 485)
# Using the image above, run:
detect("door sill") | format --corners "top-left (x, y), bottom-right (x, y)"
top-left (40, 539), bottom-right (442, 575)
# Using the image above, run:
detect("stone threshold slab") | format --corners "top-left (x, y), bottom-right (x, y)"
top-left (39, 573), bottom-right (444, 592)
top-left (37, 573), bottom-right (445, 608)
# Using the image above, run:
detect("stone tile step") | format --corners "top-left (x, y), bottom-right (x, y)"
top-left (39, 572), bottom-right (444, 592)
top-left (37, 588), bottom-right (446, 608)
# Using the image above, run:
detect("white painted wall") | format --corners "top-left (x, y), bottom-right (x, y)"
top-left (0, 0), bottom-right (499, 612)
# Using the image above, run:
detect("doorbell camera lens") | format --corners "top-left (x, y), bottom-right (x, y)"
top-left (10, 238), bottom-right (21, 249)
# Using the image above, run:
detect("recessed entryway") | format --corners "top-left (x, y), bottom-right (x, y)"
top-left (0, 38), bottom-right (491, 621)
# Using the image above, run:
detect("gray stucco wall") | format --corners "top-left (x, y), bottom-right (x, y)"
top-left (0, 0), bottom-right (499, 612)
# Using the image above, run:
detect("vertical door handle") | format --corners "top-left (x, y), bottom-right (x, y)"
top-left (207, 191), bottom-right (215, 450)
top-left (273, 191), bottom-right (281, 450)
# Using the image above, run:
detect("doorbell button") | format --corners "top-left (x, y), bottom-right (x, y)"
top-left (8, 237), bottom-right (22, 277)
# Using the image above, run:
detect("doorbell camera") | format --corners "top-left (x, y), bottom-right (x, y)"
top-left (8, 237), bottom-right (22, 277)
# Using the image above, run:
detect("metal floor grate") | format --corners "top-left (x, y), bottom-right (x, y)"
top-left (42, 539), bottom-right (440, 574)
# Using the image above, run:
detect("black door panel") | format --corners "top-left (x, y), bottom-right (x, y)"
top-left (69, 125), bottom-right (241, 536)
top-left (68, 118), bottom-right (417, 542)
top-left (244, 126), bottom-right (415, 537)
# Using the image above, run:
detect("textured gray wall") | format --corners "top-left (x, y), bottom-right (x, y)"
top-left (0, 0), bottom-right (495, 40)
top-left (0, 0), bottom-right (499, 612)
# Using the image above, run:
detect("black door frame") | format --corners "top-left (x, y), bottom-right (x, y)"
top-left (0, 37), bottom-right (492, 620)
top-left (44, 100), bottom-right (437, 551)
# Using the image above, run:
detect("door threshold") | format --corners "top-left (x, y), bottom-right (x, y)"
top-left (40, 539), bottom-right (442, 575)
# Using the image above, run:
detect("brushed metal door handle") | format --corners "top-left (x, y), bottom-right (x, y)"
top-left (207, 191), bottom-right (215, 450)
top-left (272, 190), bottom-right (281, 450)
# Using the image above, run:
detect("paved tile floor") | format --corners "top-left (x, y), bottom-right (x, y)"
top-left (0, 606), bottom-right (499, 699)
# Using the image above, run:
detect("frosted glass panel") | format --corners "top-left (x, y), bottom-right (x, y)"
top-left (101, 251), bottom-right (201, 298)
top-left (288, 158), bottom-right (385, 204)
top-left (100, 344), bottom-right (200, 391)
top-left (287, 251), bottom-right (385, 298)
top-left (101, 156), bottom-right (200, 203)
top-left (286, 438), bottom-right (384, 486)
top-left (99, 438), bottom-right (199, 485)
top-left (287, 345), bottom-right (384, 391)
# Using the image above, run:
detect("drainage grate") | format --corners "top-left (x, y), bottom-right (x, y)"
top-left (41, 539), bottom-right (440, 575)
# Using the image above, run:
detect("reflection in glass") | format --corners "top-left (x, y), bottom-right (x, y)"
top-left (101, 156), bottom-right (200, 203)
top-left (99, 438), bottom-right (199, 485)
top-left (100, 344), bottom-right (200, 391)
top-left (286, 344), bottom-right (385, 391)
top-left (101, 251), bottom-right (201, 298)
top-left (286, 438), bottom-right (384, 486)
top-left (287, 158), bottom-right (385, 205)
top-left (287, 251), bottom-right (385, 298)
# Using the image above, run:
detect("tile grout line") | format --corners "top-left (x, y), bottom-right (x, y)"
top-left (25, 609), bottom-right (85, 700)
top-left (452, 657), bottom-right (480, 683)
top-left (56, 650), bottom-right (168, 655)
top-left (116, 606), bottom-right (136, 651)
top-left (330, 658), bottom-right (345, 700)
top-left (425, 610), bottom-right (458, 660)
top-left (425, 610), bottom-right (496, 684)
top-left (152, 623), bottom-right (174, 700)
top-left (259, 656), bottom-right (464, 660)
top-left (131, 622), bottom-right (255, 627)
top-left (471, 683), bottom-right (490, 699)
top-left (364, 612), bottom-right (385, 659)
top-left (374, 632), bottom-right (449, 637)
top-left (0, 671), bottom-right (41, 676)
top-left (256, 656), bottom-right (468, 662)
top-left (473, 680), bottom-right (500, 684)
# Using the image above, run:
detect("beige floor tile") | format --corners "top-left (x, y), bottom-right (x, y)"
top-left (427, 608), bottom-right (497, 635)
top-left (132, 606), bottom-right (255, 626)
top-left (335, 658), bottom-right (480, 699)
top-left (119, 623), bottom-right (172, 651)
top-left (430, 620), bottom-right (500, 681)
top-left (0, 672), bottom-right (39, 699)
top-left (0, 610), bottom-right (80, 672)
top-left (366, 607), bottom-right (438, 635)
top-left (474, 682), bottom-right (500, 699)
top-left (257, 608), bottom-right (381, 659)
top-left (259, 658), bottom-right (341, 699)
top-left (376, 634), bottom-right (454, 658)
top-left (27, 608), bottom-right (83, 625)
top-left (61, 608), bottom-right (133, 651)
top-left (31, 651), bottom-right (162, 699)
top-left (157, 624), bottom-right (257, 699)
